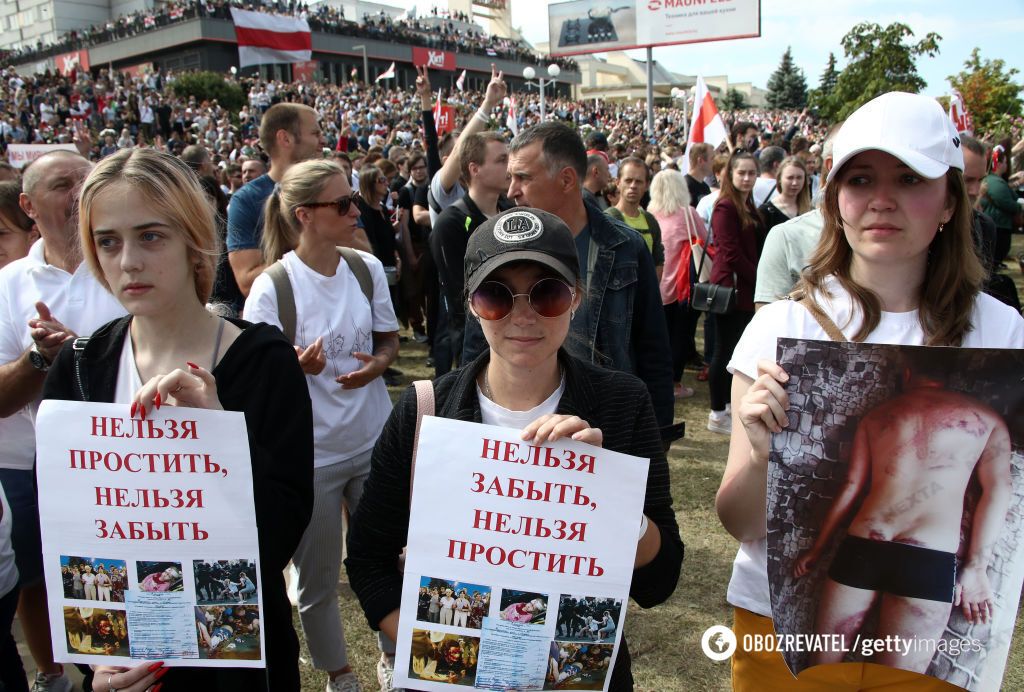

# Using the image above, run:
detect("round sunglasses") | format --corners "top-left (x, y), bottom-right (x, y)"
top-left (470, 278), bottom-right (575, 321)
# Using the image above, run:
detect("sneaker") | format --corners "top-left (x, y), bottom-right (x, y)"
top-left (377, 654), bottom-right (406, 692)
top-left (31, 668), bottom-right (72, 692)
top-left (696, 365), bottom-right (709, 382)
top-left (674, 383), bottom-right (695, 399)
top-left (327, 671), bottom-right (363, 692)
top-left (413, 329), bottom-right (429, 344)
top-left (707, 410), bottom-right (731, 435)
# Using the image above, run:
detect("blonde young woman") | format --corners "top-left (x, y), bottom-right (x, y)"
top-left (245, 158), bottom-right (400, 692)
top-left (758, 155), bottom-right (812, 233)
top-left (717, 92), bottom-right (1024, 691)
top-left (43, 148), bottom-right (314, 692)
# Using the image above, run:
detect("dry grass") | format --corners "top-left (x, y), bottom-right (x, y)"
top-left (298, 235), bottom-right (1024, 691)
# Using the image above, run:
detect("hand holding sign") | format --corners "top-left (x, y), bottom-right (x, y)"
top-left (92, 661), bottom-right (166, 692)
top-left (520, 414), bottom-right (602, 446)
top-left (131, 363), bottom-right (222, 420)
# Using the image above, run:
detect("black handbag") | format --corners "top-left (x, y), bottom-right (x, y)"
top-left (690, 227), bottom-right (737, 314)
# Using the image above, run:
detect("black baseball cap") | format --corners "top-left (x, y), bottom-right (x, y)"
top-left (464, 208), bottom-right (580, 296)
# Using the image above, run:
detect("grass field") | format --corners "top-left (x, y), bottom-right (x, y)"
top-left (296, 235), bottom-right (1024, 692)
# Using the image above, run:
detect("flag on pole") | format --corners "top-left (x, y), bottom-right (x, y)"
top-left (230, 8), bottom-right (311, 68)
top-left (949, 88), bottom-right (973, 135)
top-left (376, 62), bottom-right (396, 82)
top-left (350, 66), bottom-right (358, 80)
top-left (506, 96), bottom-right (518, 136)
top-left (456, 69), bottom-right (466, 92)
top-left (433, 89), bottom-right (443, 124)
top-left (681, 76), bottom-right (726, 175)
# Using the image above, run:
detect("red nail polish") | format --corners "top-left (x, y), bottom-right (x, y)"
top-left (130, 402), bottom-right (137, 418)
top-left (186, 361), bottom-right (199, 369)
top-left (154, 666), bottom-right (169, 680)
top-left (153, 684), bottom-right (163, 692)
top-left (140, 405), bottom-right (147, 421)
top-left (148, 662), bottom-right (164, 672)
top-left (154, 392), bottom-right (161, 410)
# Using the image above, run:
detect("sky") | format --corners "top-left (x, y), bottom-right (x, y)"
top-left (406, 0), bottom-right (1024, 97)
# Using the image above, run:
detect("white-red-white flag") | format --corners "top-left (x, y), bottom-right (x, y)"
top-left (456, 69), bottom-right (467, 92)
top-left (681, 75), bottom-right (726, 175)
top-left (376, 62), bottom-right (396, 82)
top-left (506, 96), bottom-right (518, 136)
top-left (949, 88), bottom-right (973, 135)
top-left (230, 8), bottom-right (311, 68)
top-left (433, 89), bottom-right (443, 123)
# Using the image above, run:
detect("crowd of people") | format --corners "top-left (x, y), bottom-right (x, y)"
top-left (0, 38), bottom-right (1022, 692)
top-left (59, 561), bottom-right (126, 604)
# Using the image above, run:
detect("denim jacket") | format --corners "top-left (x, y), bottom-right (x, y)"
top-left (568, 200), bottom-right (675, 430)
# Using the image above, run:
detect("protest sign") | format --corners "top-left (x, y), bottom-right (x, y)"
top-left (35, 401), bottom-right (266, 668)
top-left (393, 416), bottom-right (649, 691)
top-left (768, 340), bottom-right (1024, 690)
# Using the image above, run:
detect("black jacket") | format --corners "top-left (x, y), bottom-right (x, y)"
top-left (42, 316), bottom-right (314, 691)
top-left (345, 349), bottom-right (684, 691)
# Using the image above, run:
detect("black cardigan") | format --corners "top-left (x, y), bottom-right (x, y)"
top-left (345, 349), bottom-right (684, 691)
top-left (42, 316), bottom-right (314, 692)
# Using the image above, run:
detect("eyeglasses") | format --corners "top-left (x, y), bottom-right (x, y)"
top-left (470, 278), bottom-right (575, 321)
top-left (303, 195), bottom-right (355, 215)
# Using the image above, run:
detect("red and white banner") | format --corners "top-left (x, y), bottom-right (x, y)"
top-left (681, 75), bottom-right (726, 175)
top-left (375, 62), bottom-right (396, 82)
top-left (506, 96), bottom-right (519, 136)
top-left (230, 8), bottom-right (311, 68)
top-left (412, 47), bottom-right (455, 72)
top-left (949, 89), bottom-right (973, 135)
top-left (455, 69), bottom-right (466, 92)
top-left (56, 50), bottom-right (90, 77)
top-left (292, 60), bottom-right (318, 83)
top-left (7, 144), bottom-right (78, 170)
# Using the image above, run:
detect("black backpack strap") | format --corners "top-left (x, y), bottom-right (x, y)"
top-left (72, 337), bottom-right (90, 401)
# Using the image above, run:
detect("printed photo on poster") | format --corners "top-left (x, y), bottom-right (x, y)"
top-left (60, 556), bottom-right (126, 603)
top-left (64, 607), bottom-right (130, 656)
top-left (554, 595), bottom-right (622, 643)
top-left (769, 341), bottom-right (1024, 690)
top-left (416, 577), bottom-right (491, 630)
top-left (195, 605), bottom-right (261, 660)
top-left (408, 628), bottom-right (480, 687)
top-left (544, 642), bottom-right (614, 690)
top-left (499, 589), bottom-right (548, 625)
top-left (136, 561), bottom-right (184, 593)
top-left (193, 559), bottom-right (258, 605)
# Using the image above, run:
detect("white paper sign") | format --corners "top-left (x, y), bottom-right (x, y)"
top-left (394, 417), bottom-right (649, 691)
top-left (35, 401), bottom-right (266, 668)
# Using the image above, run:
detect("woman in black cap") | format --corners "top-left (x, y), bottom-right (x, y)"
top-left (346, 207), bottom-right (684, 690)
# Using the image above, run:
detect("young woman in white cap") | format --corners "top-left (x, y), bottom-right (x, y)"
top-left (346, 207), bottom-right (684, 691)
top-left (716, 92), bottom-right (1024, 690)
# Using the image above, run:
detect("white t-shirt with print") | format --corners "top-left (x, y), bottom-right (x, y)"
top-left (244, 250), bottom-right (400, 467)
top-left (724, 276), bottom-right (1024, 617)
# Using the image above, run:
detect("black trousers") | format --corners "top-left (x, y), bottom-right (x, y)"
top-left (709, 310), bottom-right (753, 411)
top-left (664, 301), bottom-right (701, 381)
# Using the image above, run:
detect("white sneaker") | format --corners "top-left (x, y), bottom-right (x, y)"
top-left (377, 653), bottom-right (406, 692)
top-left (31, 668), bottom-right (72, 692)
top-left (707, 410), bottom-right (731, 435)
top-left (327, 671), bottom-right (363, 692)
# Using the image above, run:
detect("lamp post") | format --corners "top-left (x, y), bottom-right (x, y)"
top-left (671, 86), bottom-right (689, 142)
top-left (522, 64), bottom-right (561, 122)
top-left (352, 44), bottom-right (368, 84)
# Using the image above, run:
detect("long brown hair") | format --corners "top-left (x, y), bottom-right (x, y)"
top-left (793, 168), bottom-right (983, 346)
top-left (714, 151), bottom-right (759, 229)
top-left (776, 156), bottom-right (812, 215)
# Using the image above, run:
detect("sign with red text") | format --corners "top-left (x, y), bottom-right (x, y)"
top-left (434, 105), bottom-right (456, 135)
top-left (56, 49), bottom-right (90, 76)
top-left (394, 417), bottom-right (648, 691)
top-left (548, 0), bottom-right (760, 56)
top-left (412, 47), bottom-right (456, 71)
top-left (292, 59), bottom-right (319, 82)
top-left (7, 143), bottom-right (77, 169)
top-left (36, 401), bottom-right (266, 668)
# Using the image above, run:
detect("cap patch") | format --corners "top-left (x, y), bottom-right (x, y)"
top-left (494, 211), bottom-right (543, 243)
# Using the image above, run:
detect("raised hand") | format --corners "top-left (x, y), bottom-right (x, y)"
top-left (482, 64), bottom-right (507, 111)
top-left (28, 300), bottom-right (76, 362)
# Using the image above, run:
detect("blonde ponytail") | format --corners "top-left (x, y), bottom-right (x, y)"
top-left (260, 160), bottom-right (346, 265)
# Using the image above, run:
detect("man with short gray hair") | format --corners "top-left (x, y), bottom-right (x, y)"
top-left (753, 145), bottom-right (786, 207)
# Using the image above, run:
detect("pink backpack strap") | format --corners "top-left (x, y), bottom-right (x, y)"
top-left (410, 380), bottom-right (435, 501)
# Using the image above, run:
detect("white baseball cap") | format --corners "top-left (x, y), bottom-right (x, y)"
top-left (826, 91), bottom-right (964, 183)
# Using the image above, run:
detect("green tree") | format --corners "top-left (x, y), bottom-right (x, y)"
top-left (808, 52), bottom-right (839, 111)
top-left (948, 47), bottom-right (1023, 137)
top-left (169, 71), bottom-right (245, 113)
top-left (819, 22), bottom-right (941, 121)
top-left (766, 47), bottom-right (808, 109)
top-left (721, 88), bottom-right (748, 110)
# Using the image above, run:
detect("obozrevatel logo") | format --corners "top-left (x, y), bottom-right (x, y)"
top-left (701, 625), bottom-right (737, 661)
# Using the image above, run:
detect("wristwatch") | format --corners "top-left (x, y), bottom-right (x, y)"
top-left (28, 344), bottom-right (50, 372)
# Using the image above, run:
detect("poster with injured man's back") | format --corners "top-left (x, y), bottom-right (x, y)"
top-left (767, 340), bottom-right (1024, 690)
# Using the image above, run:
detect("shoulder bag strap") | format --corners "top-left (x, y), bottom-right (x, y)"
top-left (265, 261), bottom-right (296, 343)
top-left (605, 206), bottom-right (624, 222)
top-left (797, 296), bottom-right (847, 342)
top-left (410, 379), bottom-right (436, 502)
top-left (338, 246), bottom-right (374, 304)
top-left (72, 337), bottom-right (90, 401)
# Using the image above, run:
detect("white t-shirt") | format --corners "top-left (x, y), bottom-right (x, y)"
top-left (244, 250), bottom-right (400, 467)
top-left (428, 173), bottom-right (466, 226)
top-left (477, 378), bottom-right (564, 429)
top-left (752, 177), bottom-right (777, 208)
top-left (0, 240), bottom-right (126, 470)
top-left (114, 330), bottom-right (144, 405)
top-left (696, 189), bottom-right (720, 231)
top-left (0, 482), bottom-right (18, 598)
top-left (724, 276), bottom-right (1024, 617)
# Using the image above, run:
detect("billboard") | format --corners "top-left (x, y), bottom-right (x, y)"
top-left (56, 50), bottom-right (90, 76)
top-left (548, 0), bottom-right (761, 57)
top-left (411, 47), bottom-right (455, 71)
top-left (292, 60), bottom-right (319, 82)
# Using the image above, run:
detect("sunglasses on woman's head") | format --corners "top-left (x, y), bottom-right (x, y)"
top-left (303, 195), bottom-right (355, 215)
top-left (470, 278), bottom-right (575, 321)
